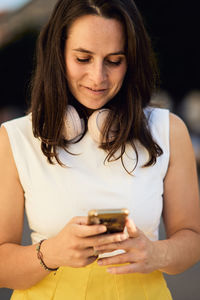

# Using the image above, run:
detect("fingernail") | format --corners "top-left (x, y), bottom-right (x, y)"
top-left (99, 226), bottom-right (107, 233)
top-left (97, 260), bottom-right (103, 265)
top-left (120, 234), bottom-right (127, 241)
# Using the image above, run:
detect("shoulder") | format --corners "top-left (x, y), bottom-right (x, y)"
top-left (0, 126), bottom-right (11, 154)
top-left (169, 112), bottom-right (188, 135)
top-left (168, 113), bottom-right (195, 166)
top-left (145, 107), bottom-right (190, 141)
top-left (0, 115), bottom-right (32, 173)
top-left (145, 106), bottom-right (169, 120)
top-left (169, 113), bottom-right (191, 150)
top-left (2, 114), bottom-right (31, 132)
top-left (1, 115), bottom-right (33, 148)
top-left (145, 107), bottom-right (169, 133)
top-left (0, 125), bottom-right (19, 181)
top-left (144, 107), bottom-right (170, 154)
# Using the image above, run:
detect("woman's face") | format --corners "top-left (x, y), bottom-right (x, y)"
top-left (65, 14), bottom-right (127, 110)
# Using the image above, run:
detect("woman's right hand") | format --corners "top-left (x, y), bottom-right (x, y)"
top-left (40, 216), bottom-right (127, 269)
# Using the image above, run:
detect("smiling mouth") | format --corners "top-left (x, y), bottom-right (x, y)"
top-left (85, 86), bottom-right (107, 92)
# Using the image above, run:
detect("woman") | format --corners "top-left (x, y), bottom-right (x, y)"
top-left (0, 0), bottom-right (200, 299)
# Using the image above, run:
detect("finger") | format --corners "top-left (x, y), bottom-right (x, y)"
top-left (74, 223), bottom-right (107, 238)
top-left (106, 262), bottom-right (144, 274)
top-left (126, 218), bottom-right (139, 238)
top-left (87, 232), bottom-right (128, 247)
top-left (94, 241), bottom-right (124, 252)
top-left (97, 249), bottom-right (116, 254)
top-left (94, 236), bottom-right (133, 251)
top-left (86, 247), bottom-right (115, 256)
top-left (98, 253), bottom-right (132, 266)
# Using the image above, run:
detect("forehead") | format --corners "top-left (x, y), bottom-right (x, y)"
top-left (66, 15), bottom-right (125, 54)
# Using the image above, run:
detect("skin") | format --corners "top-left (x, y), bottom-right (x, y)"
top-left (0, 15), bottom-right (200, 290)
top-left (65, 15), bottom-right (127, 112)
top-left (95, 114), bottom-right (200, 274)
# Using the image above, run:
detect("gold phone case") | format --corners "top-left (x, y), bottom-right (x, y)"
top-left (88, 208), bottom-right (129, 233)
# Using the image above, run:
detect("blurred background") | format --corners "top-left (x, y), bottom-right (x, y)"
top-left (0, 0), bottom-right (199, 299)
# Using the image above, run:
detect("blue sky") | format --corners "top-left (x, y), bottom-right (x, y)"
top-left (0, 0), bottom-right (30, 11)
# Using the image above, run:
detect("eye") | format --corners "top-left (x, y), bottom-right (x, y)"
top-left (106, 58), bottom-right (122, 66)
top-left (108, 60), bottom-right (122, 66)
top-left (76, 57), bottom-right (90, 63)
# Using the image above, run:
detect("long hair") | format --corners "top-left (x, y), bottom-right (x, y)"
top-left (30, 0), bottom-right (162, 173)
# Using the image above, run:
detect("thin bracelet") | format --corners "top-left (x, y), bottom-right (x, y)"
top-left (36, 239), bottom-right (59, 273)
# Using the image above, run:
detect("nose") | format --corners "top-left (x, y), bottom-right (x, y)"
top-left (89, 61), bottom-right (107, 86)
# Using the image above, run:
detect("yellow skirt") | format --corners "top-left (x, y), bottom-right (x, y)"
top-left (11, 261), bottom-right (172, 300)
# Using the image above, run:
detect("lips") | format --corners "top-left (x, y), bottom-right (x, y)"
top-left (86, 87), bottom-right (107, 92)
top-left (81, 85), bottom-right (107, 92)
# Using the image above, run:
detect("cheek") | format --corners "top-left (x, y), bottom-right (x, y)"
top-left (66, 59), bottom-right (82, 83)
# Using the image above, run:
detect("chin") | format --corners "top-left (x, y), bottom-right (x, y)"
top-left (80, 102), bottom-right (106, 111)
top-left (84, 99), bottom-right (111, 109)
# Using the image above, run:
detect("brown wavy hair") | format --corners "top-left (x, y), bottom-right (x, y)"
top-left (30, 0), bottom-right (162, 173)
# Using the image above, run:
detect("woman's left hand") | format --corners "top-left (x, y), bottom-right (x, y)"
top-left (95, 218), bottom-right (161, 274)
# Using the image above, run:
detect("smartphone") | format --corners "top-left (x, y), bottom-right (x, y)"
top-left (88, 208), bottom-right (129, 233)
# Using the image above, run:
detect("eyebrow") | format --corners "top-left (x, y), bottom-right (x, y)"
top-left (72, 48), bottom-right (125, 56)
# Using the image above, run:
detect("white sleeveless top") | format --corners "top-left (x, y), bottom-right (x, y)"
top-left (2, 107), bottom-right (169, 247)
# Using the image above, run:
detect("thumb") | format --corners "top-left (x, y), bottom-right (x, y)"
top-left (125, 218), bottom-right (139, 238)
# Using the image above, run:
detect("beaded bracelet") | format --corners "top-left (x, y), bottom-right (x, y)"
top-left (36, 239), bottom-right (59, 273)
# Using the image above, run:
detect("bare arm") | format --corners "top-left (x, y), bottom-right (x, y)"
top-left (157, 113), bottom-right (200, 274)
top-left (0, 126), bottom-right (126, 289)
top-left (94, 113), bottom-right (200, 275)
top-left (0, 126), bottom-right (51, 289)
